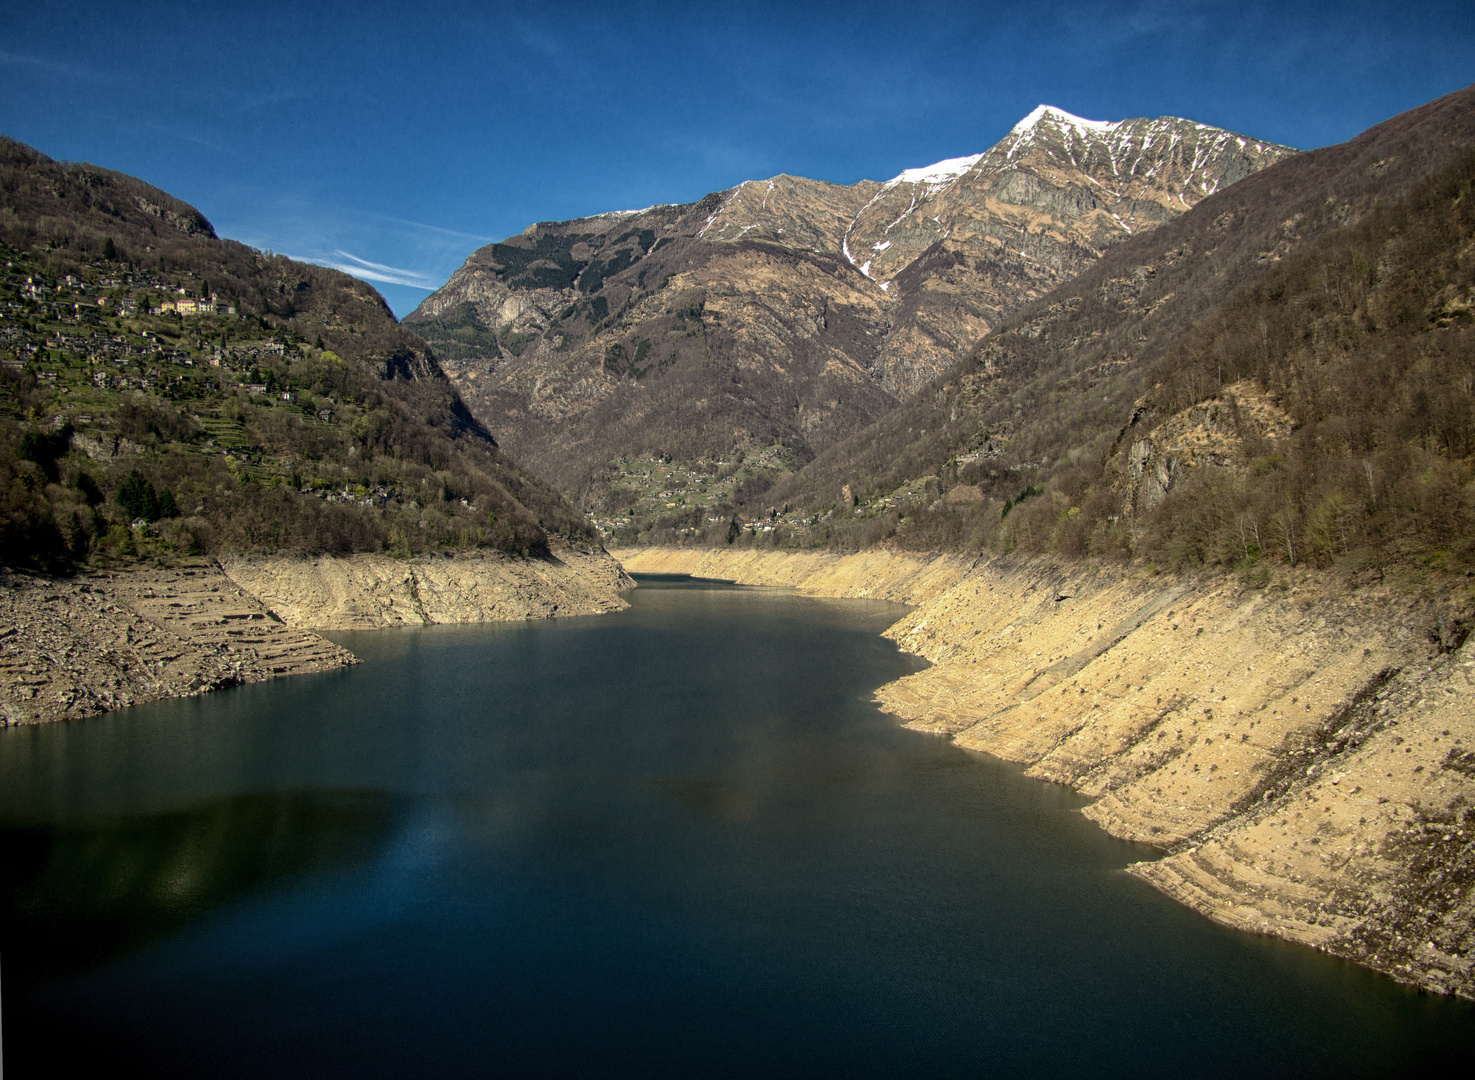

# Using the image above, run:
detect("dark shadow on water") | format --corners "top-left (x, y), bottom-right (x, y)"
top-left (0, 790), bottom-right (394, 994)
top-left (630, 570), bottom-right (742, 586)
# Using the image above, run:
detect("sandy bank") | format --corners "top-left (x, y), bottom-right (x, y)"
top-left (219, 544), bottom-right (633, 629)
top-left (614, 545), bottom-right (1475, 999)
top-left (1, 545), bottom-right (632, 725)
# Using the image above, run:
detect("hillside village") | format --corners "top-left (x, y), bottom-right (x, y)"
top-left (0, 239), bottom-right (573, 566)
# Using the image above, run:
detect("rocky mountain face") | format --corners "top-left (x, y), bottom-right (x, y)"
top-left (706, 107), bottom-right (1291, 396)
top-left (407, 108), bottom-right (1293, 526)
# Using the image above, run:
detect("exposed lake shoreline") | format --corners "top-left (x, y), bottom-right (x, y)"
top-left (16, 573), bottom-right (1462, 1076)
top-left (6, 539), bottom-right (1473, 999)
top-left (0, 544), bottom-right (632, 725)
top-left (614, 545), bottom-right (1475, 1000)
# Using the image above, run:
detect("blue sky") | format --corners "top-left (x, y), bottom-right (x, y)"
top-left (4, 1), bottom-right (1471, 317)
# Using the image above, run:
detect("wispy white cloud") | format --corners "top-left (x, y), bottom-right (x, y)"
top-left (340, 208), bottom-right (493, 244)
top-left (218, 196), bottom-right (490, 304)
top-left (0, 49), bottom-right (91, 78)
top-left (514, 23), bottom-right (564, 60)
top-left (293, 249), bottom-right (438, 290)
top-left (132, 118), bottom-right (234, 156)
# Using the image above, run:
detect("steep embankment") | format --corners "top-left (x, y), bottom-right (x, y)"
top-left (0, 563), bottom-right (357, 724)
top-left (0, 547), bottom-right (632, 725)
top-left (219, 543), bottom-right (632, 628)
top-left (615, 546), bottom-right (1475, 998)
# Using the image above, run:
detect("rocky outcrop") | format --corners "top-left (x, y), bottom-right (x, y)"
top-left (613, 545), bottom-right (1475, 998)
top-left (219, 543), bottom-right (632, 629)
top-left (1115, 381), bottom-right (1296, 514)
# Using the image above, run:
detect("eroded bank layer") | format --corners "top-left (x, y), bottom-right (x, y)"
top-left (613, 546), bottom-right (1475, 999)
top-left (1, 545), bottom-right (633, 724)
top-left (609, 547), bottom-right (976, 604)
top-left (0, 563), bottom-right (357, 724)
top-left (219, 544), bottom-right (634, 629)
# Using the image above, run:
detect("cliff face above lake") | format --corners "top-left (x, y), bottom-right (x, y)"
top-left (614, 546), bottom-right (1475, 999)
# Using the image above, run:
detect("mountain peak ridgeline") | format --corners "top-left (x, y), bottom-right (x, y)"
top-left (407, 107), bottom-right (1293, 526)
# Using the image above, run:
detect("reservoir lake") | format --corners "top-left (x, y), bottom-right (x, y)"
top-left (3, 575), bottom-right (1473, 1077)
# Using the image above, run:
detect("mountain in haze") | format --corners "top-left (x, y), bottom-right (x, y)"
top-left (761, 84), bottom-right (1475, 580)
top-left (405, 108), bottom-right (1293, 532)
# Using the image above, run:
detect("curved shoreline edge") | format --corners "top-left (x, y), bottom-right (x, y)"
top-left (0, 544), bottom-right (633, 725)
top-left (613, 545), bottom-right (1475, 1000)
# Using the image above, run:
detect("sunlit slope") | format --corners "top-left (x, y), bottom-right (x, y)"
top-left (766, 84), bottom-right (1475, 581)
top-left (0, 136), bottom-right (593, 568)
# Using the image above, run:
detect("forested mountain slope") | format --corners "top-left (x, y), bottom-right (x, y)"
top-left (761, 84), bottom-right (1475, 586)
top-left (0, 137), bottom-right (592, 570)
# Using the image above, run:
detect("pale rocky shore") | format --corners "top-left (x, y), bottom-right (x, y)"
top-left (0, 545), bottom-right (632, 726)
top-left (615, 546), bottom-right (1475, 999)
top-left (219, 545), bottom-right (633, 629)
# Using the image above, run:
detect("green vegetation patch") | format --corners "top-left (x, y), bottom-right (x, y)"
top-left (0, 234), bottom-right (589, 569)
top-left (587, 445), bottom-right (797, 545)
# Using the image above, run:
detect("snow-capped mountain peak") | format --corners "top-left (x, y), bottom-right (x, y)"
top-left (1012, 104), bottom-right (1121, 138)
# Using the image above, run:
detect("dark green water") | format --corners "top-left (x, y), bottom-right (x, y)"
top-left (2, 576), bottom-right (1472, 1077)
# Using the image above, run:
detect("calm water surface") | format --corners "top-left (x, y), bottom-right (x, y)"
top-left (2, 576), bottom-right (1473, 1077)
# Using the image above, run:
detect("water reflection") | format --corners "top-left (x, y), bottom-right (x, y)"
top-left (647, 775), bottom-right (756, 820)
top-left (1, 790), bottom-right (392, 991)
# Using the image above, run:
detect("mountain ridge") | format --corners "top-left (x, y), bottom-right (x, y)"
top-left (704, 103), bottom-right (1291, 292)
top-left (407, 106), bottom-right (1292, 533)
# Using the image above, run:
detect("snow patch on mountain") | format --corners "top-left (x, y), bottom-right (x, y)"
top-left (597, 206), bottom-right (665, 218)
top-left (886, 153), bottom-right (983, 189)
